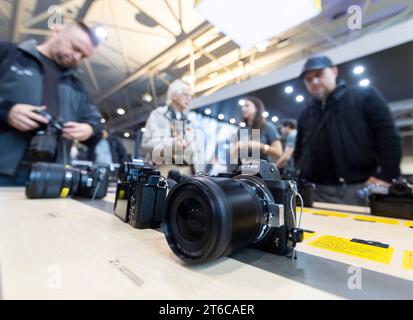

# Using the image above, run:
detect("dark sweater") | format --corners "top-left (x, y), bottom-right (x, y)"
top-left (294, 81), bottom-right (401, 184)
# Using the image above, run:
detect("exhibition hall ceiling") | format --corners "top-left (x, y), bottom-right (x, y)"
top-left (0, 0), bottom-right (412, 133)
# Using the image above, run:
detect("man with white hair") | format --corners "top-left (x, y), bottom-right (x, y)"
top-left (141, 80), bottom-right (204, 177)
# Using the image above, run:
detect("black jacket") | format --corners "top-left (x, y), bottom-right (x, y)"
top-left (294, 81), bottom-right (401, 184)
top-left (0, 40), bottom-right (102, 176)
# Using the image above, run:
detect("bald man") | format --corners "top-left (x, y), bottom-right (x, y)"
top-left (0, 22), bottom-right (103, 186)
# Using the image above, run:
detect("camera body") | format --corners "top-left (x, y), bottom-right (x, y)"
top-left (232, 162), bottom-right (297, 256)
top-left (75, 163), bottom-right (110, 199)
top-left (369, 178), bottom-right (413, 220)
top-left (163, 160), bottom-right (303, 264)
top-left (27, 111), bottom-right (63, 162)
top-left (26, 162), bottom-right (109, 199)
top-left (114, 160), bottom-right (167, 229)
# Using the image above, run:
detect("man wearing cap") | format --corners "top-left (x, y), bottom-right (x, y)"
top-left (0, 22), bottom-right (103, 186)
top-left (294, 55), bottom-right (401, 205)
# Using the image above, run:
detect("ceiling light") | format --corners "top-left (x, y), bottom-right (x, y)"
top-left (100, 118), bottom-right (106, 124)
top-left (218, 114), bottom-right (225, 120)
top-left (239, 122), bottom-right (247, 128)
top-left (285, 86), bottom-right (294, 94)
top-left (359, 79), bottom-right (370, 87)
top-left (204, 108), bottom-right (212, 115)
top-left (142, 92), bottom-right (153, 103)
top-left (117, 108), bottom-right (126, 115)
top-left (296, 95), bottom-right (304, 103)
top-left (238, 99), bottom-right (246, 106)
top-left (94, 26), bottom-right (108, 40)
top-left (272, 116), bottom-right (279, 123)
top-left (141, 127), bottom-right (146, 133)
top-left (123, 132), bottom-right (130, 138)
top-left (183, 75), bottom-right (196, 84)
top-left (262, 111), bottom-right (269, 118)
top-left (230, 118), bottom-right (236, 124)
top-left (353, 65), bottom-right (365, 75)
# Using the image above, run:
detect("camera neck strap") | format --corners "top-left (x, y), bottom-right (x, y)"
top-left (61, 138), bottom-right (70, 166)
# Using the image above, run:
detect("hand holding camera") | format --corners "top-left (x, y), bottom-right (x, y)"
top-left (62, 121), bottom-right (94, 142)
top-left (7, 104), bottom-right (49, 132)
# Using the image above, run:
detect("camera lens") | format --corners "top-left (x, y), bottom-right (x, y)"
top-left (163, 176), bottom-right (269, 264)
top-left (176, 198), bottom-right (207, 243)
top-left (26, 162), bottom-right (81, 199)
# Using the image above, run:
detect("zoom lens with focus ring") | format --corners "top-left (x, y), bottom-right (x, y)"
top-left (163, 176), bottom-right (273, 264)
top-left (25, 162), bottom-right (81, 199)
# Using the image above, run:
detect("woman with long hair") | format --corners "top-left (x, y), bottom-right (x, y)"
top-left (234, 96), bottom-right (283, 162)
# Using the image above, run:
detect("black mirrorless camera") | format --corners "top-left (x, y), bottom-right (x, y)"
top-left (163, 160), bottom-right (303, 264)
top-left (27, 111), bottom-right (63, 162)
top-left (26, 162), bottom-right (109, 199)
top-left (369, 178), bottom-right (413, 220)
top-left (115, 160), bottom-right (304, 265)
top-left (114, 160), bottom-right (167, 229)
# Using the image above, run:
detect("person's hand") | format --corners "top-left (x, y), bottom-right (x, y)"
top-left (62, 122), bottom-right (93, 142)
top-left (366, 176), bottom-right (391, 187)
top-left (7, 104), bottom-right (48, 132)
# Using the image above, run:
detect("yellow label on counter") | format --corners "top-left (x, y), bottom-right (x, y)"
top-left (303, 231), bottom-right (317, 241)
top-left (403, 251), bottom-right (413, 270)
top-left (308, 235), bottom-right (394, 264)
top-left (304, 209), bottom-right (349, 218)
top-left (118, 190), bottom-right (126, 199)
top-left (303, 208), bottom-right (315, 213)
top-left (353, 216), bottom-right (399, 225)
top-left (60, 187), bottom-right (70, 198)
top-left (406, 222), bottom-right (413, 228)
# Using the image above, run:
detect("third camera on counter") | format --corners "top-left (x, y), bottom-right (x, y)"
top-left (114, 159), bottom-right (304, 265)
top-left (367, 178), bottom-right (413, 220)
top-left (26, 162), bottom-right (110, 200)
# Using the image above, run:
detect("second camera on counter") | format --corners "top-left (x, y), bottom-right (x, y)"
top-left (114, 160), bottom-right (167, 229)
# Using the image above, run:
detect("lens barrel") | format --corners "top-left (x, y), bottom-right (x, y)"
top-left (163, 176), bottom-right (268, 264)
top-left (26, 163), bottom-right (81, 199)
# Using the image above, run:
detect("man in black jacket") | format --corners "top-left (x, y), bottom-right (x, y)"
top-left (0, 22), bottom-right (103, 186)
top-left (294, 55), bottom-right (402, 205)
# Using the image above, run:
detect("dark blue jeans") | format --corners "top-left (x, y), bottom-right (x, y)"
top-left (0, 168), bottom-right (30, 186)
